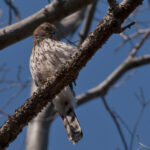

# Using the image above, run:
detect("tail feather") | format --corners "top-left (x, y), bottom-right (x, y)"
top-left (53, 86), bottom-right (82, 144)
top-left (60, 109), bottom-right (83, 144)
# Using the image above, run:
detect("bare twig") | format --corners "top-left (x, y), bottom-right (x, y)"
top-left (139, 143), bottom-right (150, 150)
top-left (135, 88), bottom-right (146, 105)
top-left (114, 112), bottom-right (132, 135)
top-left (112, 70), bottom-right (136, 89)
top-left (0, 110), bottom-right (10, 118)
top-left (130, 29), bottom-right (150, 57)
top-left (101, 96), bottom-right (128, 150)
top-left (129, 105), bottom-right (145, 150)
top-left (137, 135), bottom-right (150, 150)
top-left (129, 90), bottom-right (150, 150)
top-left (0, 79), bottom-right (30, 111)
top-left (0, 65), bottom-right (31, 117)
top-left (121, 22), bottom-right (135, 32)
top-left (115, 32), bottom-right (135, 52)
top-left (4, 0), bottom-right (21, 24)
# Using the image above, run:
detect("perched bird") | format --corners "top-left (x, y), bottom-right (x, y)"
top-left (30, 22), bottom-right (82, 144)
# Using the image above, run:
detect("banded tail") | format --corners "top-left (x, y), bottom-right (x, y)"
top-left (60, 107), bottom-right (83, 144)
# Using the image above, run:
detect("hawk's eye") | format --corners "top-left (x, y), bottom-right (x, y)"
top-left (43, 26), bottom-right (49, 30)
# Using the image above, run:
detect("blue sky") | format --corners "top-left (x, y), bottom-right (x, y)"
top-left (0, 0), bottom-right (150, 150)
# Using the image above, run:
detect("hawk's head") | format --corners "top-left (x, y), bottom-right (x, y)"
top-left (33, 22), bottom-right (56, 38)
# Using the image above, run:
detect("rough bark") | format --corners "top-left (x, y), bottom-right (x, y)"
top-left (0, 0), bottom-right (143, 148)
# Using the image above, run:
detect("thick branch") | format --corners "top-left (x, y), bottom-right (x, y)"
top-left (0, 0), bottom-right (143, 148)
top-left (0, 0), bottom-right (93, 50)
top-left (26, 103), bottom-right (56, 150)
top-left (77, 55), bottom-right (150, 105)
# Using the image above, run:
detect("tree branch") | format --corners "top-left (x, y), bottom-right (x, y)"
top-left (0, 0), bottom-right (93, 50)
top-left (0, 0), bottom-right (143, 148)
top-left (77, 55), bottom-right (150, 105)
top-left (129, 90), bottom-right (149, 150)
top-left (130, 29), bottom-right (150, 57)
top-left (4, 0), bottom-right (21, 24)
top-left (78, 0), bottom-right (98, 45)
top-left (101, 96), bottom-right (128, 150)
top-left (26, 102), bottom-right (56, 150)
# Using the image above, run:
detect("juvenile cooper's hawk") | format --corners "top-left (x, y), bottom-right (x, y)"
top-left (30, 22), bottom-right (82, 144)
